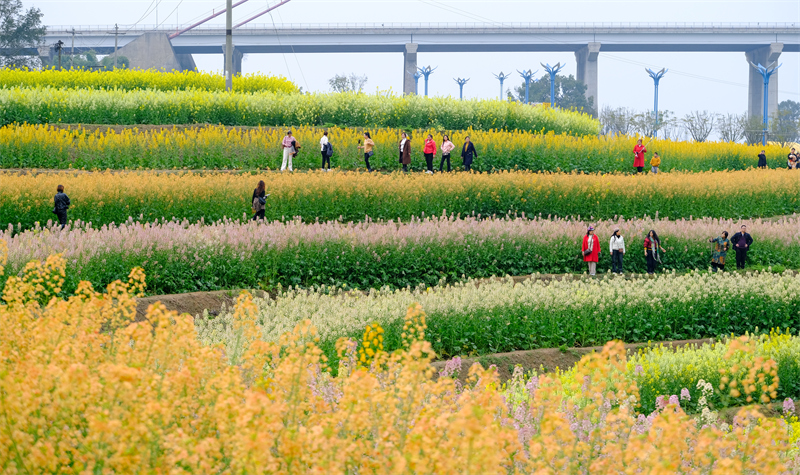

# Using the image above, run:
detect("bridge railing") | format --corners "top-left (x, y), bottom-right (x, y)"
top-left (45, 21), bottom-right (799, 33)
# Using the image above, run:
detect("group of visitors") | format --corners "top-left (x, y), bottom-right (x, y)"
top-left (581, 225), bottom-right (754, 276)
top-left (278, 130), bottom-right (479, 173)
top-left (632, 139), bottom-right (661, 174)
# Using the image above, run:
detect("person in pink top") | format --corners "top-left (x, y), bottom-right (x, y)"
top-left (633, 138), bottom-right (646, 174)
top-left (281, 130), bottom-right (295, 171)
top-left (440, 134), bottom-right (455, 172)
top-left (423, 134), bottom-right (437, 174)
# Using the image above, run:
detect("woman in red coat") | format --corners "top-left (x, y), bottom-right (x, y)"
top-left (582, 226), bottom-right (601, 276)
top-left (633, 138), bottom-right (646, 173)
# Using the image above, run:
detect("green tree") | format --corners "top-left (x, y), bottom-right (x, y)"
top-left (509, 73), bottom-right (594, 114)
top-left (0, 0), bottom-right (46, 69)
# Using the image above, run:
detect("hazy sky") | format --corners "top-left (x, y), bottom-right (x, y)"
top-left (23, 0), bottom-right (800, 119)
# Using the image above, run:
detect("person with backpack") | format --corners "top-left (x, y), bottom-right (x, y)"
top-left (708, 231), bottom-right (730, 272)
top-left (730, 225), bottom-right (753, 270)
top-left (53, 184), bottom-right (70, 230)
top-left (609, 228), bottom-right (626, 274)
top-left (252, 180), bottom-right (267, 221)
top-left (281, 130), bottom-right (295, 172)
top-left (320, 131), bottom-right (332, 171)
top-left (582, 226), bottom-right (601, 276)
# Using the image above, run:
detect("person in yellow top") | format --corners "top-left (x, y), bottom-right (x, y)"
top-left (650, 152), bottom-right (661, 174)
top-left (356, 132), bottom-right (375, 172)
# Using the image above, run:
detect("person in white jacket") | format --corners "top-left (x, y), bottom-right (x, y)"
top-left (440, 134), bottom-right (455, 172)
top-left (319, 131), bottom-right (330, 171)
top-left (609, 228), bottom-right (626, 274)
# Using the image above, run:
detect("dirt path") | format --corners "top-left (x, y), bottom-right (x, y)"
top-left (429, 338), bottom-right (714, 384)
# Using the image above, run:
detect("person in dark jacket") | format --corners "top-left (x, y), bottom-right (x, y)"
top-left (757, 150), bottom-right (767, 169)
top-left (730, 225), bottom-right (753, 270)
top-left (252, 180), bottom-right (267, 221)
top-left (54, 184), bottom-right (70, 230)
top-left (461, 136), bottom-right (477, 171)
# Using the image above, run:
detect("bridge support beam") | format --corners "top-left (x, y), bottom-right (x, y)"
top-left (746, 43), bottom-right (782, 119)
top-left (575, 42), bottom-right (600, 116)
top-left (223, 45), bottom-right (244, 77)
top-left (403, 43), bottom-right (418, 95)
top-left (117, 32), bottom-right (189, 71)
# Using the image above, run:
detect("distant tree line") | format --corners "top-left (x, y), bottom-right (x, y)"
top-left (599, 100), bottom-right (800, 145)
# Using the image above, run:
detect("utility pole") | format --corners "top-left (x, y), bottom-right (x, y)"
top-left (225, 0), bottom-right (233, 91)
top-left (70, 28), bottom-right (75, 69)
top-left (749, 61), bottom-right (781, 146)
top-left (645, 68), bottom-right (668, 138)
top-left (541, 62), bottom-right (565, 108)
top-left (114, 24), bottom-right (119, 69)
top-left (55, 40), bottom-right (64, 70)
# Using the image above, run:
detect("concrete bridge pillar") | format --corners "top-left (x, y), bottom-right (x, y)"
top-left (222, 45), bottom-right (244, 77)
top-left (575, 42), bottom-right (600, 116)
top-left (746, 43), bottom-right (782, 119)
top-left (403, 43), bottom-right (418, 95)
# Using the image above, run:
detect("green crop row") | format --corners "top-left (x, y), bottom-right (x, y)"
top-left (0, 87), bottom-right (600, 135)
top-left (197, 271), bottom-right (800, 373)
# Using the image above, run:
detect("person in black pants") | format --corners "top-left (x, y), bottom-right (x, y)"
top-left (644, 230), bottom-right (666, 274)
top-left (461, 136), bottom-right (477, 171)
top-left (757, 150), bottom-right (767, 169)
top-left (53, 184), bottom-right (70, 230)
top-left (730, 224), bottom-right (753, 269)
top-left (252, 180), bottom-right (267, 220)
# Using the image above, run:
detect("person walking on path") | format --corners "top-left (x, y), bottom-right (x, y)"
top-left (251, 180), bottom-right (267, 221)
top-left (650, 152), bottom-right (661, 174)
top-left (53, 184), bottom-right (70, 230)
top-left (730, 225), bottom-right (753, 270)
top-left (461, 136), bottom-right (477, 171)
top-left (609, 228), bottom-right (626, 274)
top-left (280, 130), bottom-right (295, 172)
top-left (399, 132), bottom-right (411, 172)
top-left (633, 138), bottom-right (647, 174)
top-left (357, 132), bottom-right (375, 172)
top-left (757, 150), bottom-right (767, 169)
top-left (582, 226), bottom-right (601, 276)
top-left (440, 134), bottom-right (455, 172)
top-left (644, 230), bottom-right (666, 274)
top-left (320, 131), bottom-right (331, 171)
top-left (708, 231), bottom-right (730, 272)
top-left (423, 134), bottom-right (437, 174)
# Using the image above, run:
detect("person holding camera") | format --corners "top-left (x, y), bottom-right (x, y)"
top-left (582, 226), bottom-right (601, 276)
top-left (251, 180), bottom-right (267, 221)
top-left (708, 231), bottom-right (730, 272)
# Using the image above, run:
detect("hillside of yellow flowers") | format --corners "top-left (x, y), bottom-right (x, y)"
top-left (0, 123), bottom-right (789, 172)
top-left (0, 86), bottom-right (599, 134)
top-left (1, 168), bottom-right (797, 229)
top-left (0, 247), bottom-right (798, 474)
top-left (0, 67), bottom-right (299, 93)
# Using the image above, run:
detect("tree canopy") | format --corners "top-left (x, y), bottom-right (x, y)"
top-left (0, 0), bottom-right (46, 69)
top-left (510, 73), bottom-right (594, 115)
